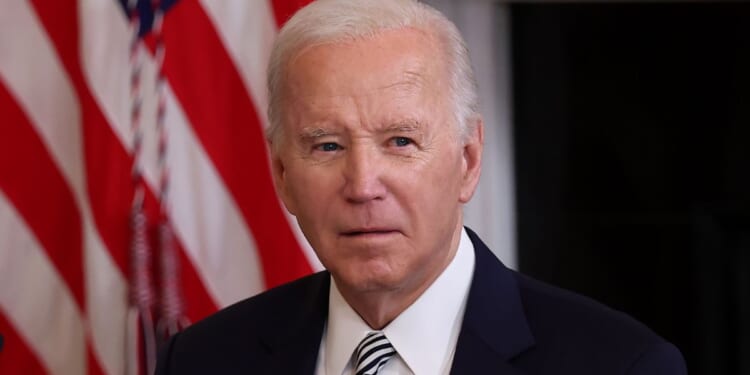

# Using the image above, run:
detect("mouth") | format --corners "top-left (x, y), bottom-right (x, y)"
top-left (340, 228), bottom-right (399, 237)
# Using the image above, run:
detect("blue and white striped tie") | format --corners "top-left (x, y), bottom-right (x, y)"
top-left (354, 331), bottom-right (396, 375)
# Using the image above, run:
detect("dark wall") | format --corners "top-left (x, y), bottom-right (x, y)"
top-left (510, 4), bottom-right (750, 374)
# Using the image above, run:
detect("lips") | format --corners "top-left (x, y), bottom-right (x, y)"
top-left (340, 228), bottom-right (398, 237)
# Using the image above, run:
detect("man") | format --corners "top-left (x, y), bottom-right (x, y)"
top-left (156, 0), bottom-right (687, 374)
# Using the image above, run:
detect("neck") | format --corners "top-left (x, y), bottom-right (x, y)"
top-left (337, 224), bottom-right (464, 330)
top-left (347, 287), bottom-right (425, 330)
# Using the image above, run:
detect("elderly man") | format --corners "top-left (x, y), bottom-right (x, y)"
top-left (156, 0), bottom-right (687, 374)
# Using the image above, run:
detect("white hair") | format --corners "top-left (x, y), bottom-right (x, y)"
top-left (266, 0), bottom-right (479, 146)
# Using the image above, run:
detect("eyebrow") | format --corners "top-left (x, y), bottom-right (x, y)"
top-left (295, 121), bottom-right (423, 144)
top-left (297, 127), bottom-right (335, 144)
top-left (385, 120), bottom-right (423, 133)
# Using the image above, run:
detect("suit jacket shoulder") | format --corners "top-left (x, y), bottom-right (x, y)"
top-left (513, 271), bottom-right (685, 374)
top-left (156, 228), bottom-right (686, 374)
top-left (156, 271), bottom-right (330, 375)
top-left (453, 227), bottom-right (687, 374)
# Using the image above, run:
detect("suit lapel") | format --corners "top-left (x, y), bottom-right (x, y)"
top-left (451, 228), bottom-right (535, 374)
top-left (256, 229), bottom-right (533, 374)
top-left (262, 272), bottom-right (331, 374)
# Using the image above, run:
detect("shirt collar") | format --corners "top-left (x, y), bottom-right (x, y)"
top-left (324, 227), bottom-right (476, 375)
top-left (324, 276), bottom-right (372, 375)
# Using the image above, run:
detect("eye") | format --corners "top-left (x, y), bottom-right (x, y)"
top-left (391, 137), bottom-right (413, 147)
top-left (315, 142), bottom-right (341, 152)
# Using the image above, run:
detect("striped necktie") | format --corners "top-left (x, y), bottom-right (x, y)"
top-left (354, 331), bottom-right (396, 375)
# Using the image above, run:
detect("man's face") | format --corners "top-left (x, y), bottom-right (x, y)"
top-left (272, 28), bottom-right (482, 300)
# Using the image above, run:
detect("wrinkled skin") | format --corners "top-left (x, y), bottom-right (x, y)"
top-left (271, 28), bottom-right (483, 328)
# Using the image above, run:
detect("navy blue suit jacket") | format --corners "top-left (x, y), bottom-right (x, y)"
top-left (156, 228), bottom-right (687, 374)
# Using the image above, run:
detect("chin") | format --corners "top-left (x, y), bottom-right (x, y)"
top-left (337, 265), bottom-right (404, 293)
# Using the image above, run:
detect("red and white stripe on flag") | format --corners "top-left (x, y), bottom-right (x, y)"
top-left (0, 0), bottom-right (316, 374)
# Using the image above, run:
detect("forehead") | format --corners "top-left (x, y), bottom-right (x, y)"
top-left (283, 28), bottom-right (449, 112)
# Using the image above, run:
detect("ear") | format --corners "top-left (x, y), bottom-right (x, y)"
top-left (458, 117), bottom-right (484, 203)
top-left (269, 141), bottom-right (298, 216)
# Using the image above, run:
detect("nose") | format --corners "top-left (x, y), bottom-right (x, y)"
top-left (341, 144), bottom-right (386, 203)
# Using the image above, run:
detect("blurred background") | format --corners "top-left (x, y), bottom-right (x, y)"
top-left (437, 1), bottom-right (749, 373)
top-left (0, 0), bottom-right (747, 374)
top-left (432, 1), bottom-right (749, 374)
top-left (508, 4), bottom-right (749, 374)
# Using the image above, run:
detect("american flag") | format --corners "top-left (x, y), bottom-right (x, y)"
top-left (0, 0), bottom-right (319, 373)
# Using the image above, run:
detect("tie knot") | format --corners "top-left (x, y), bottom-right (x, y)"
top-left (354, 331), bottom-right (396, 375)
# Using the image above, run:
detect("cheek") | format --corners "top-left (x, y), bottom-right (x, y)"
top-left (415, 151), bottom-right (463, 195)
top-left (286, 166), bottom-right (339, 222)
top-left (387, 159), bottom-right (461, 226)
top-left (409, 154), bottom-right (465, 223)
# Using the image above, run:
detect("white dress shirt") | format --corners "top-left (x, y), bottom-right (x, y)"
top-left (315, 228), bottom-right (476, 375)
